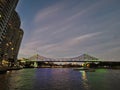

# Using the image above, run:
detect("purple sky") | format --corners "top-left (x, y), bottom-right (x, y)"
top-left (16, 0), bottom-right (120, 61)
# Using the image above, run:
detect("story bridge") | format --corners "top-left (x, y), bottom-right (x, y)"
top-left (23, 54), bottom-right (120, 68)
top-left (27, 54), bottom-right (100, 63)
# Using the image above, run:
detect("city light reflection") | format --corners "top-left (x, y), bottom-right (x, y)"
top-left (80, 71), bottom-right (89, 90)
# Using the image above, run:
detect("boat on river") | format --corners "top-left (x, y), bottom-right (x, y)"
top-left (73, 67), bottom-right (95, 72)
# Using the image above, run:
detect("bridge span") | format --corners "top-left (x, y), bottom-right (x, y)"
top-left (28, 60), bottom-right (101, 62)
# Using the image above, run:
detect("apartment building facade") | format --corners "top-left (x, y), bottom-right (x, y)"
top-left (0, 0), bottom-right (23, 66)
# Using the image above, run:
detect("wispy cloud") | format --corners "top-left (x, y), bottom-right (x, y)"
top-left (34, 1), bottom-right (66, 23)
top-left (18, 0), bottom-right (120, 60)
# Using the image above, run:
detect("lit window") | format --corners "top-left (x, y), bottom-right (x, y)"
top-left (9, 42), bottom-right (12, 44)
top-left (6, 43), bottom-right (9, 46)
top-left (11, 48), bottom-right (14, 50)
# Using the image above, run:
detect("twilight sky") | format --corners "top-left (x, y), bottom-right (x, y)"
top-left (16, 0), bottom-right (120, 61)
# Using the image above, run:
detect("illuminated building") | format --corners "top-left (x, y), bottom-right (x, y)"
top-left (0, 0), bottom-right (23, 66)
top-left (0, 0), bottom-right (19, 42)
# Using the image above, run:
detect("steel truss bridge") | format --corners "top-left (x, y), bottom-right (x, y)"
top-left (28, 60), bottom-right (100, 62)
top-left (28, 54), bottom-right (100, 63)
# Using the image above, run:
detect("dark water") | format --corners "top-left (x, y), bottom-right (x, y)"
top-left (0, 68), bottom-right (120, 90)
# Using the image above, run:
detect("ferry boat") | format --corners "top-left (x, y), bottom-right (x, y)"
top-left (73, 67), bottom-right (95, 72)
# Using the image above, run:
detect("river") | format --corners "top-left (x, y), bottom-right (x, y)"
top-left (0, 68), bottom-right (120, 90)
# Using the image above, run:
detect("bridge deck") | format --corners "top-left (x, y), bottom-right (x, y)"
top-left (27, 60), bottom-right (100, 62)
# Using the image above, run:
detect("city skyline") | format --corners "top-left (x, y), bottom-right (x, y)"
top-left (16, 0), bottom-right (120, 61)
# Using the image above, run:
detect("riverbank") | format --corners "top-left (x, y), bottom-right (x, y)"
top-left (0, 66), bottom-right (23, 74)
top-left (0, 65), bottom-right (7, 74)
top-left (1, 65), bottom-right (120, 74)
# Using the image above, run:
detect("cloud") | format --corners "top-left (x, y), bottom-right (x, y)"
top-left (18, 0), bottom-right (120, 60)
top-left (57, 32), bottom-right (102, 49)
top-left (34, 1), bottom-right (66, 23)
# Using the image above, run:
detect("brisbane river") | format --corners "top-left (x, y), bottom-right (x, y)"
top-left (0, 68), bottom-right (120, 90)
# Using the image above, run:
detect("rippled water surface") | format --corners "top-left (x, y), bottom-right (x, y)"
top-left (0, 68), bottom-right (120, 90)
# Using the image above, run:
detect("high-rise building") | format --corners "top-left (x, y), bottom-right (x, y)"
top-left (0, 0), bottom-right (23, 66)
top-left (0, 0), bottom-right (19, 41)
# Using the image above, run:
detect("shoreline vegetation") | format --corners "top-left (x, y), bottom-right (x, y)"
top-left (0, 61), bottom-right (120, 74)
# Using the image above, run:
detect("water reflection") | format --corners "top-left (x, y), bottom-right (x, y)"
top-left (0, 72), bottom-right (9, 90)
top-left (34, 68), bottom-right (77, 90)
top-left (0, 69), bottom-right (36, 90)
top-left (80, 71), bottom-right (89, 90)
top-left (0, 69), bottom-right (120, 90)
